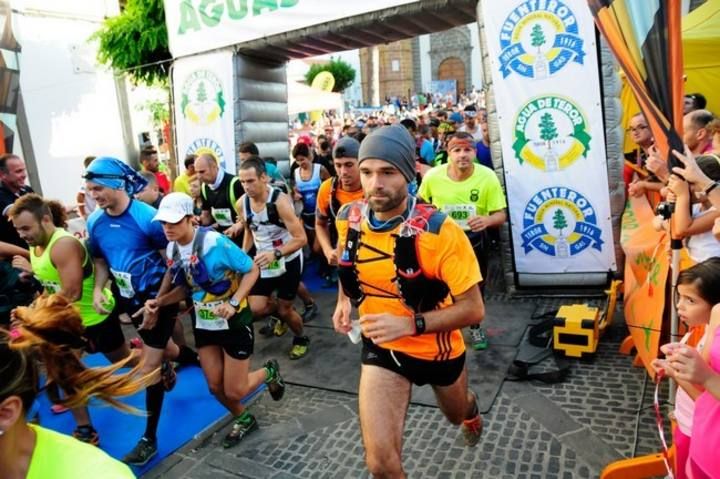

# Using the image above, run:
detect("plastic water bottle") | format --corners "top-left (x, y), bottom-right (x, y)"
top-left (347, 320), bottom-right (362, 344)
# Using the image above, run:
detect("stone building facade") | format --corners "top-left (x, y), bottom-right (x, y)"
top-left (358, 39), bottom-right (415, 104)
top-left (359, 24), bottom-right (478, 104)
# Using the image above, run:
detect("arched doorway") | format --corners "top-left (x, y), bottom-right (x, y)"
top-left (438, 57), bottom-right (466, 95)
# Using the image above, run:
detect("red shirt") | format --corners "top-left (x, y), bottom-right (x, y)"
top-left (155, 172), bottom-right (171, 195)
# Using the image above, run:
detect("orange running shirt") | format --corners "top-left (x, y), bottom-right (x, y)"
top-left (336, 201), bottom-right (482, 361)
top-left (315, 178), bottom-right (365, 220)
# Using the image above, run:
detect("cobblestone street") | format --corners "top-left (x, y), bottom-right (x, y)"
top-left (145, 294), bottom-right (666, 479)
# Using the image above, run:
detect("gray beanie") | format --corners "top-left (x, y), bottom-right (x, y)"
top-left (332, 136), bottom-right (360, 159)
top-left (358, 124), bottom-right (416, 183)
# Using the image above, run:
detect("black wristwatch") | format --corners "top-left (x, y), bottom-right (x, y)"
top-left (273, 248), bottom-right (283, 259)
top-left (228, 297), bottom-right (240, 309)
top-left (413, 313), bottom-right (426, 336)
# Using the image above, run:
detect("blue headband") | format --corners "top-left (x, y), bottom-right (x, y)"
top-left (83, 157), bottom-right (147, 196)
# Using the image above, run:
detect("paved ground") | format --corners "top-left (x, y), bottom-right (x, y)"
top-left (143, 291), bottom-right (670, 479)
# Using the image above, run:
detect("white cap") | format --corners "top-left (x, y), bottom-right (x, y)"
top-left (152, 192), bottom-right (194, 223)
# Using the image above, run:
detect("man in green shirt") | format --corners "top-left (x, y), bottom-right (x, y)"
top-left (418, 132), bottom-right (507, 350)
top-left (10, 193), bottom-right (132, 444)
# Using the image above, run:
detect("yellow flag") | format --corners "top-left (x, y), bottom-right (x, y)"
top-left (309, 71), bottom-right (335, 122)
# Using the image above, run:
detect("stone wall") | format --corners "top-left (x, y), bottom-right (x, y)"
top-left (359, 39), bottom-right (415, 103)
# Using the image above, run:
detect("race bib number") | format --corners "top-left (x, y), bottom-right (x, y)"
top-left (41, 280), bottom-right (62, 295)
top-left (110, 269), bottom-right (135, 298)
top-left (443, 204), bottom-right (475, 230)
top-left (194, 300), bottom-right (230, 331)
top-left (260, 256), bottom-right (286, 279)
top-left (211, 207), bottom-right (234, 227)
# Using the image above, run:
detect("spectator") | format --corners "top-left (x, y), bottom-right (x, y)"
top-left (173, 154), bottom-right (196, 195)
top-left (684, 110), bottom-right (715, 155)
top-left (76, 156), bottom-right (97, 219)
top-left (139, 145), bottom-right (171, 194)
top-left (0, 154), bottom-right (33, 247)
top-left (684, 93), bottom-right (707, 114)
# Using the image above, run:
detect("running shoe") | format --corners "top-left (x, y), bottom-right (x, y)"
top-left (470, 327), bottom-right (489, 351)
top-left (289, 336), bottom-right (310, 360)
top-left (264, 359), bottom-right (285, 401)
top-left (222, 414), bottom-right (258, 448)
top-left (258, 316), bottom-right (277, 337)
top-left (273, 319), bottom-right (289, 337)
top-left (301, 302), bottom-right (319, 323)
top-left (161, 361), bottom-right (177, 392)
top-left (123, 437), bottom-right (157, 466)
top-left (73, 425), bottom-right (100, 446)
top-left (462, 415), bottom-right (483, 446)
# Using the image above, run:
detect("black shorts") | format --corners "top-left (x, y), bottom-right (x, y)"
top-left (250, 254), bottom-right (302, 301)
top-left (194, 320), bottom-right (254, 361)
top-left (301, 211), bottom-right (315, 230)
top-left (361, 338), bottom-right (466, 387)
top-left (467, 231), bottom-right (488, 294)
top-left (84, 307), bottom-right (126, 354)
top-left (116, 294), bottom-right (178, 350)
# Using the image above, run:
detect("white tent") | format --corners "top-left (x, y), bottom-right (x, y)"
top-left (287, 81), bottom-right (343, 115)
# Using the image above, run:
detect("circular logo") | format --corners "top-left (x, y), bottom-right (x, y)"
top-left (521, 187), bottom-right (603, 258)
top-left (512, 95), bottom-right (591, 172)
top-left (180, 70), bottom-right (226, 125)
top-left (498, 1), bottom-right (585, 79)
top-left (186, 138), bottom-right (226, 170)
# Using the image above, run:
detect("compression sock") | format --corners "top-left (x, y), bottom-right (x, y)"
top-left (144, 382), bottom-right (165, 442)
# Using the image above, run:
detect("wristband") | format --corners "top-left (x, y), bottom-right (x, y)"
top-left (413, 313), bottom-right (426, 336)
top-left (703, 181), bottom-right (719, 196)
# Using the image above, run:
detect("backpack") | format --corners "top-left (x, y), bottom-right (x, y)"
top-left (168, 227), bottom-right (232, 296)
top-left (243, 187), bottom-right (285, 229)
top-left (337, 200), bottom-right (450, 313)
top-left (201, 176), bottom-right (240, 214)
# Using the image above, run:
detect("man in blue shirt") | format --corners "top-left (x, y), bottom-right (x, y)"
top-left (84, 157), bottom-right (184, 466)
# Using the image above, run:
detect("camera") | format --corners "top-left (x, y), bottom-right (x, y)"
top-left (655, 201), bottom-right (675, 220)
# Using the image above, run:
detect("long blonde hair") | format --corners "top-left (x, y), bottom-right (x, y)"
top-left (5, 295), bottom-right (157, 412)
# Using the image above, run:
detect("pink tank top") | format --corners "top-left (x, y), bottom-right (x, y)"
top-left (689, 326), bottom-right (720, 475)
top-left (674, 333), bottom-right (708, 436)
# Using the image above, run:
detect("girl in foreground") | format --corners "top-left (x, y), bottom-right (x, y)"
top-left (0, 295), bottom-right (156, 478)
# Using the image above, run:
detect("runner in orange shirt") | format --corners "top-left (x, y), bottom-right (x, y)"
top-left (315, 137), bottom-right (364, 286)
top-left (332, 125), bottom-right (485, 478)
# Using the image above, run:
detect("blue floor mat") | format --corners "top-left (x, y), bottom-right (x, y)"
top-left (36, 354), bottom-right (266, 476)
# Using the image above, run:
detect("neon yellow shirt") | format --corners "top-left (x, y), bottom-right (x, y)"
top-left (26, 425), bottom-right (135, 479)
top-left (173, 172), bottom-right (194, 195)
top-left (418, 163), bottom-right (507, 231)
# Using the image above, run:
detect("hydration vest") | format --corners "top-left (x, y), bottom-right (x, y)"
top-left (337, 200), bottom-right (450, 313)
top-left (243, 187), bottom-right (284, 230)
top-left (168, 227), bottom-right (232, 297)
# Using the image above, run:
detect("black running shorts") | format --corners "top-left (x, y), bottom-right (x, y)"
top-left (193, 320), bottom-right (254, 361)
top-left (361, 338), bottom-right (466, 387)
top-left (84, 306), bottom-right (126, 354)
top-left (116, 293), bottom-right (178, 350)
top-left (250, 254), bottom-right (302, 301)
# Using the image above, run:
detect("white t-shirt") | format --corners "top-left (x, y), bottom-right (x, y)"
top-left (686, 205), bottom-right (720, 263)
top-left (459, 124), bottom-right (483, 142)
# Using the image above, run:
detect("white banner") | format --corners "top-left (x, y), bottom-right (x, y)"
top-left (173, 49), bottom-right (236, 174)
top-left (482, 0), bottom-right (616, 274)
top-left (164, 0), bottom-right (420, 58)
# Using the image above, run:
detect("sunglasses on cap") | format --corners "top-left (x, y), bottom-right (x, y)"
top-left (464, 111), bottom-right (477, 118)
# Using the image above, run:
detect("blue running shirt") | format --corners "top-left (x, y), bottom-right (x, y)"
top-left (86, 200), bottom-right (167, 300)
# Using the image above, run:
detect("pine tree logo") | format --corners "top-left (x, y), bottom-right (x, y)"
top-left (521, 187), bottom-right (604, 259)
top-left (512, 95), bottom-right (592, 172)
top-left (531, 24), bottom-right (546, 50)
top-left (552, 208), bottom-right (568, 236)
top-left (498, 1), bottom-right (586, 79)
top-left (181, 70), bottom-right (226, 126)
